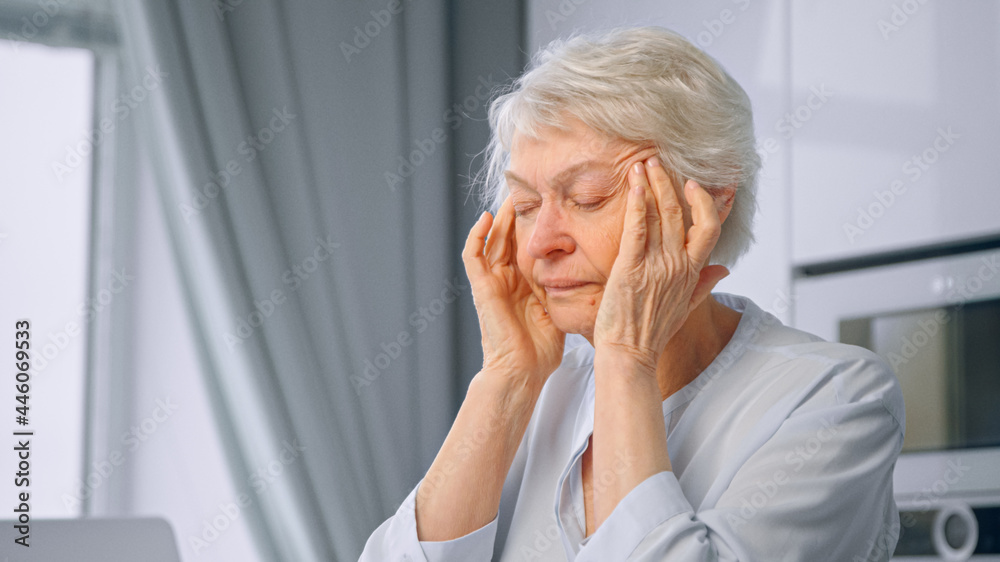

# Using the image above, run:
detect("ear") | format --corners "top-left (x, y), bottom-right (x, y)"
top-left (714, 186), bottom-right (737, 225)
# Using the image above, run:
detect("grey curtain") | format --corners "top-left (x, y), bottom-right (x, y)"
top-left (113, 0), bottom-right (523, 559)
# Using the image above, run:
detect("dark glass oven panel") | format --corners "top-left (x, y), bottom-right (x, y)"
top-left (840, 298), bottom-right (1000, 453)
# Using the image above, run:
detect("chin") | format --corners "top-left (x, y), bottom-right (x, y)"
top-left (546, 304), bottom-right (597, 339)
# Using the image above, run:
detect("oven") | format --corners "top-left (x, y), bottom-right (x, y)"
top-left (794, 246), bottom-right (1000, 561)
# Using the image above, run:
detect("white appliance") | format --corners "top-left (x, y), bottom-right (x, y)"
top-left (795, 245), bottom-right (1000, 561)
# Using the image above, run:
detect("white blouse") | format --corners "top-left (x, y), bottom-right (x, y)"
top-left (360, 293), bottom-right (905, 561)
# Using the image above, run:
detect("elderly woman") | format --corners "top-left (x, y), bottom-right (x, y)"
top-left (361, 27), bottom-right (903, 561)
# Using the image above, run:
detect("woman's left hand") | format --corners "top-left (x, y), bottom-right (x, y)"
top-left (593, 156), bottom-right (730, 373)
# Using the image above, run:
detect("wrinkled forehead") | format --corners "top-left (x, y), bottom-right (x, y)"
top-left (509, 128), bottom-right (654, 182)
top-left (503, 159), bottom-right (617, 194)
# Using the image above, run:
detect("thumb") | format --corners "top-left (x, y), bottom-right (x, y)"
top-left (689, 265), bottom-right (729, 309)
top-left (526, 291), bottom-right (550, 323)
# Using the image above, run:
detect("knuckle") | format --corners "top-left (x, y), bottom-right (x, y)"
top-left (661, 204), bottom-right (684, 220)
top-left (704, 223), bottom-right (722, 241)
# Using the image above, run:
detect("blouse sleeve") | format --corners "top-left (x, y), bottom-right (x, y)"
top-left (359, 367), bottom-right (540, 561)
top-left (358, 477), bottom-right (500, 562)
top-left (577, 358), bottom-right (905, 562)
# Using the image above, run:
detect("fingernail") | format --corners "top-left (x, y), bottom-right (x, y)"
top-left (633, 162), bottom-right (644, 174)
top-left (647, 156), bottom-right (661, 168)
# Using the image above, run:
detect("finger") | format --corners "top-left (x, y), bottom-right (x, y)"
top-left (482, 197), bottom-right (506, 258)
top-left (484, 196), bottom-right (515, 266)
top-left (630, 161), bottom-right (661, 255)
top-left (617, 176), bottom-right (648, 266)
top-left (689, 265), bottom-right (729, 309)
top-left (683, 180), bottom-right (723, 269)
top-left (462, 211), bottom-right (493, 278)
top-left (645, 156), bottom-right (685, 250)
top-left (503, 196), bottom-right (519, 264)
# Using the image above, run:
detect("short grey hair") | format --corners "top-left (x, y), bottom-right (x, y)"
top-left (475, 26), bottom-right (761, 267)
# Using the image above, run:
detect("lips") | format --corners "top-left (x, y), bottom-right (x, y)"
top-left (540, 279), bottom-right (590, 293)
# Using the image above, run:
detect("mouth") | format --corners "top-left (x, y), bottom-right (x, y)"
top-left (543, 281), bottom-right (590, 296)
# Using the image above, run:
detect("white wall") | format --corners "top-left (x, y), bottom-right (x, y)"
top-left (527, 0), bottom-right (795, 322)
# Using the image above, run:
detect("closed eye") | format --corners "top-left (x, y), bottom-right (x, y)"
top-left (515, 200), bottom-right (602, 216)
top-left (513, 205), bottom-right (538, 217)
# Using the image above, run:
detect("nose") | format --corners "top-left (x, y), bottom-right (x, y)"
top-left (526, 201), bottom-right (576, 260)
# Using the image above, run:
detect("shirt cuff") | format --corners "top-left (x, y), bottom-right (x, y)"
top-left (579, 471), bottom-right (691, 558)
top-left (386, 477), bottom-right (499, 562)
top-left (419, 513), bottom-right (499, 562)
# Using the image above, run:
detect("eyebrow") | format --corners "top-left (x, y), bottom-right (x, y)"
top-left (503, 160), bottom-right (612, 193)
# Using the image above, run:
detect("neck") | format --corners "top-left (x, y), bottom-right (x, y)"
top-left (653, 296), bottom-right (742, 400)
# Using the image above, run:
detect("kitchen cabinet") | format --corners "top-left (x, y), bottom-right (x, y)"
top-left (791, 1), bottom-right (1000, 265)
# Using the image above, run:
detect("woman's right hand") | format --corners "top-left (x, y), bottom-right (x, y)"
top-left (463, 196), bottom-right (566, 388)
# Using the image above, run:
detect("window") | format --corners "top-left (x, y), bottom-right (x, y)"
top-left (0, 38), bottom-right (94, 516)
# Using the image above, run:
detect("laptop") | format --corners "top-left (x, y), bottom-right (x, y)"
top-left (0, 517), bottom-right (180, 561)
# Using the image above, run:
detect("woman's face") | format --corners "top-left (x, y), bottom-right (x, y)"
top-left (506, 118), bottom-right (667, 340)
